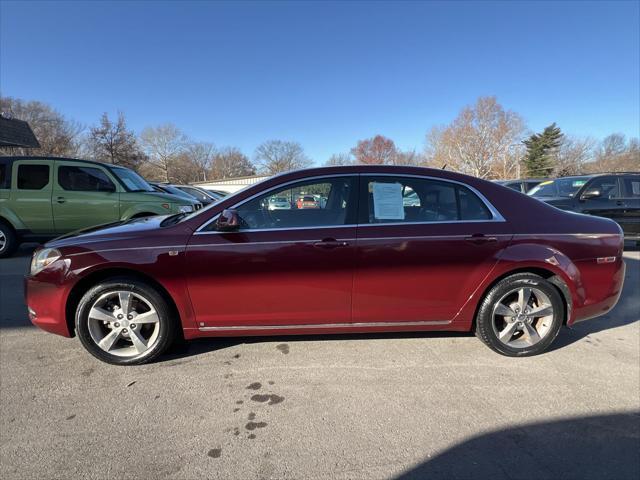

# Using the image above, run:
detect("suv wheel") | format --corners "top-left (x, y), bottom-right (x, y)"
top-left (0, 222), bottom-right (18, 258)
top-left (475, 273), bottom-right (564, 357)
top-left (75, 278), bottom-right (177, 365)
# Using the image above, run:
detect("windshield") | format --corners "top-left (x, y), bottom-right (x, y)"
top-left (528, 177), bottom-right (590, 198)
top-left (110, 167), bottom-right (154, 192)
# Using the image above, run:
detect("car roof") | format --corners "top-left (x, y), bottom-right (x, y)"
top-left (0, 155), bottom-right (119, 169)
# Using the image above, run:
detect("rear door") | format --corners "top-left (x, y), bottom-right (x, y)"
top-left (353, 175), bottom-right (513, 324)
top-left (9, 160), bottom-right (54, 233)
top-left (619, 174), bottom-right (640, 238)
top-left (578, 176), bottom-right (625, 226)
top-left (52, 161), bottom-right (120, 233)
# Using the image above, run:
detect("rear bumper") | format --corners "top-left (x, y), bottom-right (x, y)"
top-left (570, 258), bottom-right (625, 325)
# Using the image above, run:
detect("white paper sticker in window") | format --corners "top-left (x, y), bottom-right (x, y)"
top-left (372, 182), bottom-right (405, 220)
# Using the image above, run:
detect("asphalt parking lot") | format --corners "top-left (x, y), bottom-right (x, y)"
top-left (1, 246), bottom-right (639, 480)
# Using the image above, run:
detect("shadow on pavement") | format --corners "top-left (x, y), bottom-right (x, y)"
top-left (393, 412), bottom-right (640, 480)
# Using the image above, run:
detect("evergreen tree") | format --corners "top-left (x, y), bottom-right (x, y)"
top-left (522, 123), bottom-right (563, 177)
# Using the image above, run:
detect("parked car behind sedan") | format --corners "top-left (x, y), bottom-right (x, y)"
top-left (528, 173), bottom-right (640, 240)
top-left (0, 156), bottom-right (198, 257)
top-left (174, 185), bottom-right (222, 205)
top-left (25, 165), bottom-right (625, 365)
top-left (496, 178), bottom-right (549, 194)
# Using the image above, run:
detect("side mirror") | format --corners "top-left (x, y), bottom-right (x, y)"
top-left (216, 209), bottom-right (240, 231)
top-left (581, 188), bottom-right (601, 200)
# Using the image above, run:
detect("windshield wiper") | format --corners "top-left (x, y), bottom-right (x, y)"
top-left (160, 212), bottom-right (188, 227)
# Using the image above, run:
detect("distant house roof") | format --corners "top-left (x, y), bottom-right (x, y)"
top-left (0, 116), bottom-right (40, 148)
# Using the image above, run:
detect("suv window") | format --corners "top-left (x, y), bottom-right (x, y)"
top-left (58, 165), bottom-right (116, 192)
top-left (18, 164), bottom-right (50, 190)
top-left (0, 160), bottom-right (9, 189)
top-left (585, 176), bottom-right (619, 199)
top-left (622, 176), bottom-right (640, 198)
top-left (225, 177), bottom-right (355, 230)
top-left (366, 176), bottom-right (492, 223)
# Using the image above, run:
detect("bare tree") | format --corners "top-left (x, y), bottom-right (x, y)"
top-left (351, 135), bottom-right (397, 164)
top-left (587, 134), bottom-right (640, 173)
top-left (87, 112), bottom-right (144, 170)
top-left (139, 123), bottom-right (188, 182)
top-left (424, 96), bottom-right (526, 179)
top-left (393, 149), bottom-right (422, 166)
top-left (553, 136), bottom-right (595, 176)
top-left (185, 142), bottom-right (215, 182)
top-left (211, 147), bottom-right (256, 179)
top-left (0, 96), bottom-right (83, 156)
top-left (254, 140), bottom-right (312, 175)
top-left (324, 152), bottom-right (354, 166)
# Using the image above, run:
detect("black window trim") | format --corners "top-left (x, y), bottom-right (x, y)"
top-left (195, 173), bottom-right (505, 234)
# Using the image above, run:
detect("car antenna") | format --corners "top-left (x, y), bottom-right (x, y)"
top-left (441, 164), bottom-right (447, 170)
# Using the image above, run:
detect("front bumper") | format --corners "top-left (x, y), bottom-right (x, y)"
top-left (24, 271), bottom-right (73, 338)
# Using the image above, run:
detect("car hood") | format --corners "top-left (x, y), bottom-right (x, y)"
top-left (46, 215), bottom-right (181, 249)
top-left (123, 191), bottom-right (193, 204)
top-left (533, 196), bottom-right (572, 204)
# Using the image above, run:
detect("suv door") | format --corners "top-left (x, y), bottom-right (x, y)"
top-left (353, 175), bottom-right (513, 324)
top-left (9, 160), bottom-right (54, 233)
top-left (52, 161), bottom-right (120, 233)
top-left (185, 175), bottom-right (358, 329)
top-left (576, 176), bottom-right (625, 226)
top-left (619, 174), bottom-right (640, 239)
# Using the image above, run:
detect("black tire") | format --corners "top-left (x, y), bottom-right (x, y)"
top-left (475, 273), bottom-right (564, 357)
top-left (0, 221), bottom-right (18, 259)
top-left (75, 278), bottom-right (177, 365)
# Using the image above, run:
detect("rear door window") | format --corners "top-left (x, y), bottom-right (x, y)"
top-left (18, 164), bottom-right (50, 190)
top-left (364, 176), bottom-right (493, 223)
top-left (621, 176), bottom-right (640, 198)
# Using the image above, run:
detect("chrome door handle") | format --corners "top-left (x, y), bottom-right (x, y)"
top-left (465, 234), bottom-right (497, 244)
top-left (313, 238), bottom-right (349, 249)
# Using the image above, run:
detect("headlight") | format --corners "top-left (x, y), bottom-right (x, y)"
top-left (178, 205), bottom-right (194, 213)
top-left (30, 248), bottom-right (61, 276)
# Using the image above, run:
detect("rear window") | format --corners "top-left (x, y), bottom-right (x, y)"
top-left (0, 160), bottom-right (9, 189)
top-left (18, 164), bottom-right (50, 190)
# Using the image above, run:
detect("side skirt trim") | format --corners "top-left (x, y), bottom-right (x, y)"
top-left (198, 320), bottom-right (451, 331)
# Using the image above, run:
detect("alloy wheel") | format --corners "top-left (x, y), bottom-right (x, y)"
top-left (0, 230), bottom-right (6, 252)
top-left (491, 286), bottom-right (555, 349)
top-left (87, 290), bottom-right (161, 357)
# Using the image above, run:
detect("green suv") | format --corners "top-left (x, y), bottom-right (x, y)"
top-left (0, 156), bottom-right (198, 257)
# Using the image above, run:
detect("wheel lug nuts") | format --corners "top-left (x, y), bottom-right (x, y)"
top-left (127, 315), bottom-right (133, 320)
top-left (122, 328), bottom-right (128, 333)
top-left (131, 324), bottom-right (136, 329)
top-left (117, 314), bottom-right (123, 319)
top-left (114, 322), bottom-right (120, 328)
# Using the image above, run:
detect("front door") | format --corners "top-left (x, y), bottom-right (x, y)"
top-left (353, 175), bottom-right (513, 324)
top-left (9, 160), bottom-right (54, 234)
top-left (52, 161), bottom-right (120, 233)
top-left (186, 175), bottom-right (358, 328)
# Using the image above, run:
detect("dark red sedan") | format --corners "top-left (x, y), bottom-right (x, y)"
top-left (26, 166), bottom-right (625, 365)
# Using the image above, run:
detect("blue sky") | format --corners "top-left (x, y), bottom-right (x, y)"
top-left (1, 0), bottom-right (638, 163)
